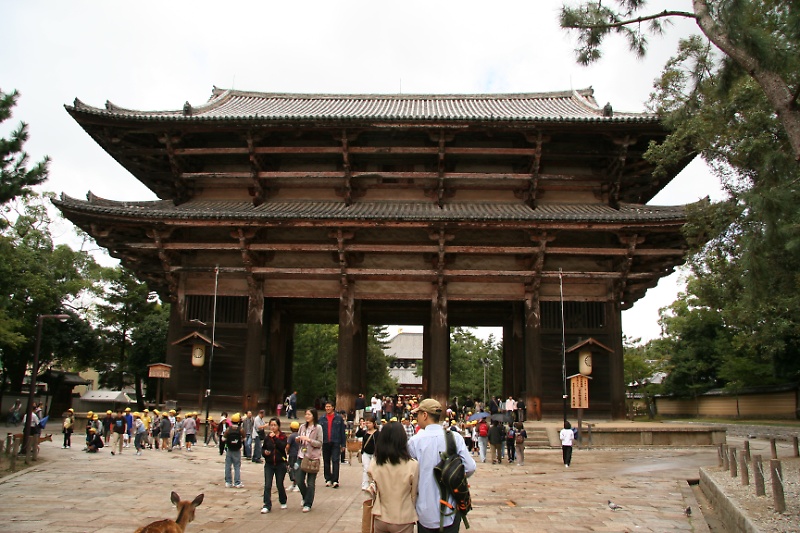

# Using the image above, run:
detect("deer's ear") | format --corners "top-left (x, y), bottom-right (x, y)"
top-left (171, 492), bottom-right (180, 505)
top-left (192, 494), bottom-right (205, 507)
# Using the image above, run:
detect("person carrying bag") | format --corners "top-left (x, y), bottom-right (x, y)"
top-left (296, 408), bottom-right (322, 513)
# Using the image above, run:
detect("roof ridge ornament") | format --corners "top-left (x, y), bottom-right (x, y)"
top-left (183, 101), bottom-right (193, 116)
top-left (603, 102), bottom-right (613, 117)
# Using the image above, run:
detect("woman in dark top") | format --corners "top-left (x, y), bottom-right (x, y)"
top-left (261, 417), bottom-right (288, 514)
top-left (355, 415), bottom-right (378, 490)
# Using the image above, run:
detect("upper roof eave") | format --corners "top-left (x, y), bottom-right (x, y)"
top-left (65, 87), bottom-right (660, 126)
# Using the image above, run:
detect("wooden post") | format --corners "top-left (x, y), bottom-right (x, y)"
top-left (722, 444), bottom-right (729, 470)
top-left (729, 447), bottom-right (738, 478)
top-left (792, 435), bottom-right (798, 457)
top-left (576, 408), bottom-right (583, 447)
top-left (717, 443), bottom-right (724, 467)
top-left (770, 459), bottom-right (786, 513)
top-left (428, 287), bottom-right (450, 409)
top-left (770, 437), bottom-right (778, 459)
top-left (607, 300), bottom-right (626, 420)
top-left (739, 452), bottom-right (749, 486)
top-left (753, 455), bottom-right (765, 497)
top-left (524, 293), bottom-right (542, 421)
top-left (243, 285), bottom-right (265, 413)
top-left (744, 439), bottom-right (751, 462)
top-left (336, 282), bottom-right (358, 415)
top-left (10, 435), bottom-right (20, 472)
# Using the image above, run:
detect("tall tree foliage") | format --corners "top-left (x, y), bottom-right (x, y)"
top-left (0, 89), bottom-right (49, 209)
top-left (0, 195), bottom-right (101, 396)
top-left (291, 324), bottom-right (397, 408)
top-left (94, 267), bottom-right (158, 390)
top-left (560, 1), bottom-right (800, 161)
top-left (448, 328), bottom-right (502, 405)
top-left (562, 1), bottom-right (800, 390)
top-left (129, 304), bottom-right (170, 407)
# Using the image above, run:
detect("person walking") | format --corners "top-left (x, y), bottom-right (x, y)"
top-left (513, 422), bottom-right (527, 466)
top-left (408, 398), bottom-right (476, 533)
top-left (252, 409), bottom-right (267, 463)
top-left (320, 401), bottom-right (346, 488)
top-left (184, 412), bottom-right (197, 452)
top-left (110, 410), bottom-right (126, 456)
top-left (223, 413), bottom-right (245, 488)
top-left (355, 415), bottom-right (378, 491)
top-left (288, 391), bottom-right (298, 419)
top-left (367, 421), bottom-right (419, 533)
top-left (160, 413), bottom-right (173, 451)
top-left (487, 420), bottom-right (504, 465)
top-left (260, 417), bottom-right (289, 514)
top-left (133, 412), bottom-right (147, 456)
top-left (476, 418), bottom-right (489, 463)
top-left (62, 408), bottom-right (75, 448)
top-left (559, 420), bottom-right (574, 467)
top-left (354, 393), bottom-right (366, 426)
top-left (505, 423), bottom-right (516, 463)
top-left (296, 408), bottom-right (322, 513)
top-left (243, 410), bottom-right (254, 459)
top-left (286, 421), bottom-right (301, 492)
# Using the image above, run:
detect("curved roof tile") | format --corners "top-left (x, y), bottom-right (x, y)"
top-left (67, 88), bottom-right (657, 124)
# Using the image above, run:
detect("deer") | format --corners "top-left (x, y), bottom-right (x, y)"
top-left (134, 492), bottom-right (204, 533)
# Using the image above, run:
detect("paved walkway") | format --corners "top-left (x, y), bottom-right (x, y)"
top-left (0, 424), bottom-right (723, 533)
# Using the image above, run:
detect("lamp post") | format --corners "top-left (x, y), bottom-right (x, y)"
top-left (24, 313), bottom-right (69, 463)
top-left (203, 266), bottom-right (219, 442)
top-left (480, 357), bottom-right (491, 407)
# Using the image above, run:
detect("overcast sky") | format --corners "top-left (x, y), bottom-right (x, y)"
top-left (2, 0), bottom-right (724, 342)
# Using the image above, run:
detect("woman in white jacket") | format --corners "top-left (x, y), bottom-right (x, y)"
top-left (559, 420), bottom-right (574, 467)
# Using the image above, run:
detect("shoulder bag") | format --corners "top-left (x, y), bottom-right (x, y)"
top-left (300, 425), bottom-right (320, 473)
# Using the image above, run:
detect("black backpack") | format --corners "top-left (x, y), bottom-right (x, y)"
top-left (225, 427), bottom-right (242, 451)
top-left (433, 429), bottom-right (472, 530)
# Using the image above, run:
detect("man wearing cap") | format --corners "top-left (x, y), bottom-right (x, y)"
top-left (223, 413), bottom-right (244, 488)
top-left (102, 410), bottom-right (114, 444)
top-left (123, 407), bottom-right (133, 448)
top-left (110, 410), bottom-right (127, 455)
top-left (408, 398), bottom-right (476, 533)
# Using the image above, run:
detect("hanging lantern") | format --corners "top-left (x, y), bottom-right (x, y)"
top-left (192, 343), bottom-right (206, 367)
top-left (578, 348), bottom-right (592, 376)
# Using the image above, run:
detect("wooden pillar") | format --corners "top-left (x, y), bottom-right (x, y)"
top-left (163, 291), bottom-right (185, 403)
top-left (422, 326), bottom-right (431, 397)
top-left (502, 323), bottom-right (514, 397)
top-left (428, 285), bottom-right (449, 407)
top-left (354, 308), bottom-right (367, 396)
top-left (511, 302), bottom-right (525, 396)
top-left (242, 285), bottom-right (264, 413)
top-left (266, 301), bottom-right (286, 412)
top-left (336, 281), bottom-right (358, 414)
top-left (524, 292), bottom-right (543, 421)
top-left (608, 300), bottom-right (626, 419)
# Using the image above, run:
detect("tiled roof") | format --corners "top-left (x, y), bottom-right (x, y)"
top-left (53, 194), bottom-right (685, 223)
top-left (67, 87), bottom-right (656, 124)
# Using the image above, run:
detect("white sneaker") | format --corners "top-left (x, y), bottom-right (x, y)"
top-left (235, 483), bottom-right (244, 488)
top-left (261, 507), bottom-right (269, 514)
top-left (325, 481), bottom-right (332, 487)
top-left (302, 506), bottom-right (311, 513)
top-left (226, 482), bottom-right (232, 488)
top-left (280, 504), bottom-right (287, 510)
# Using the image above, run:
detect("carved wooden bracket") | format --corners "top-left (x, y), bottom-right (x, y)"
top-left (608, 135), bottom-right (636, 209)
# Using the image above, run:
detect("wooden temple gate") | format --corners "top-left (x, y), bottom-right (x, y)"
top-left (55, 89), bottom-right (692, 419)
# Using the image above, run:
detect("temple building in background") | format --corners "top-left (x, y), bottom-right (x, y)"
top-left (54, 88), bottom-right (693, 418)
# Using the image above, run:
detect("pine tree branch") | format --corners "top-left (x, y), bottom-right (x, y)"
top-left (563, 10), bottom-right (697, 30)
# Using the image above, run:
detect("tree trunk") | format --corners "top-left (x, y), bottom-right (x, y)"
top-left (694, 0), bottom-right (800, 161)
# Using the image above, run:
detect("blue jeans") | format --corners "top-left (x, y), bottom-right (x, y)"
top-left (244, 435), bottom-right (252, 458)
top-left (296, 463), bottom-right (317, 508)
top-left (225, 449), bottom-right (242, 485)
top-left (252, 436), bottom-right (262, 462)
top-left (263, 462), bottom-right (288, 510)
top-left (478, 436), bottom-right (488, 462)
top-left (322, 442), bottom-right (341, 483)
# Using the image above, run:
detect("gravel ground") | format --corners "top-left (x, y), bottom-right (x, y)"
top-left (704, 456), bottom-right (799, 532)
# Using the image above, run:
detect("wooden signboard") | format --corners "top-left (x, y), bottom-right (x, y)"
top-left (148, 363), bottom-right (172, 379)
top-left (570, 374), bottom-right (590, 409)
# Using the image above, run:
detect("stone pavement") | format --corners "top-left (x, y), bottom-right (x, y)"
top-left (0, 424), bottom-right (719, 533)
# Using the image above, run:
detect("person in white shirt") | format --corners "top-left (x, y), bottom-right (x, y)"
top-left (407, 399), bottom-right (476, 533)
top-left (370, 394), bottom-right (382, 423)
top-left (559, 420), bottom-right (574, 467)
top-left (504, 396), bottom-right (517, 421)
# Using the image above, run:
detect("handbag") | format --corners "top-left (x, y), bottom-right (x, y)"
top-left (300, 455), bottom-right (320, 474)
top-left (361, 497), bottom-right (374, 533)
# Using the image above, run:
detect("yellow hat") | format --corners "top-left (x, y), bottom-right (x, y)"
top-left (390, 417), bottom-right (398, 422)
top-left (92, 414), bottom-right (99, 420)
top-left (143, 408), bottom-right (149, 412)
top-left (106, 410), bottom-right (112, 415)
top-left (125, 407), bottom-right (131, 412)
top-left (169, 409), bottom-right (176, 414)
top-left (133, 412), bottom-right (140, 418)
top-left (89, 427), bottom-right (97, 433)
top-left (231, 413), bottom-right (241, 423)
top-left (154, 409), bottom-right (160, 414)
top-left (290, 421), bottom-right (300, 430)
top-left (207, 417), bottom-right (213, 421)
top-left (87, 411), bottom-right (94, 417)
top-left (68, 408), bottom-right (74, 413)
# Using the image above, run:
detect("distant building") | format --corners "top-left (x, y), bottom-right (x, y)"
top-left (386, 332), bottom-right (423, 394)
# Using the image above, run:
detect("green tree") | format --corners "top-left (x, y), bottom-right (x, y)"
top-left (0, 194), bottom-right (101, 397)
top-left (449, 328), bottom-right (502, 405)
top-left (0, 89), bottom-right (49, 208)
top-left (94, 267), bottom-right (158, 390)
top-left (560, 1), bottom-right (800, 160)
top-left (291, 323), bottom-right (396, 408)
top-left (129, 303), bottom-right (170, 407)
top-left (623, 336), bottom-right (665, 418)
